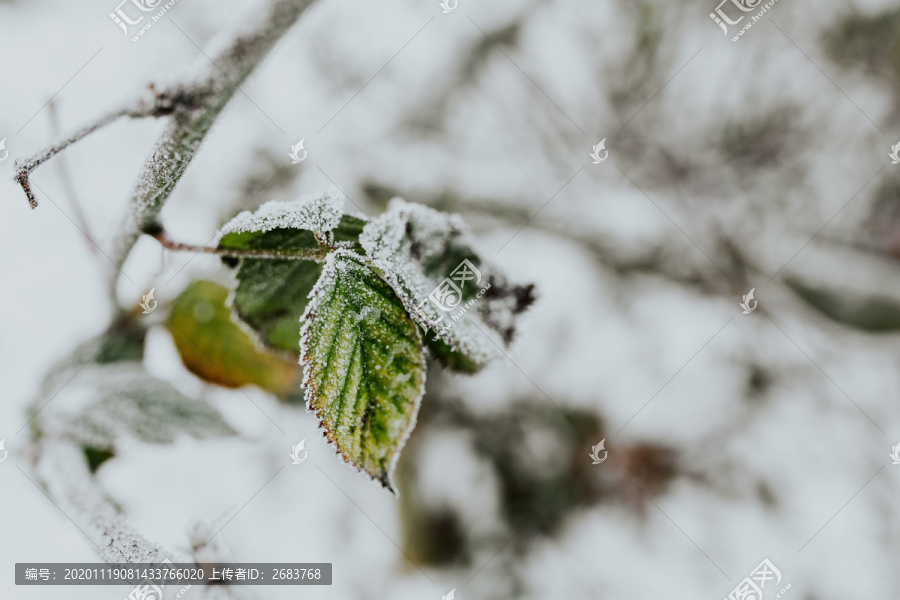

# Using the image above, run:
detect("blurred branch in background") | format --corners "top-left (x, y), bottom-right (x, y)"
top-left (341, 3), bottom-right (900, 593)
top-left (46, 99), bottom-right (98, 256)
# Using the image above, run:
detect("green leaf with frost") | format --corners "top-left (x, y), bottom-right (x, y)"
top-left (217, 190), bottom-right (367, 353)
top-left (45, 363), bottom-right (235, 448)
top-left (301, 250), bottom-right (426, 493)
top-left (360, 198), bottom-right (535, 372)
top-left (217, 189), bottom-right (359, 252)
top-left (203, 193), bottom-right (535, 491)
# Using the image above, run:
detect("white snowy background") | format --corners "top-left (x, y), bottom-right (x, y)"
top-left (1, 0), bottom-right (900, 598)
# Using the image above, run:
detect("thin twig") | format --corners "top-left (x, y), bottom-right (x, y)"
top-left (14, 88), bottom-right (179, 209)
top-left (153, 230), bottom-right (327, 261)
top-left (111, 0), bottom-right (318, 275)
top-left (47, 100), bottom-right (98, 254)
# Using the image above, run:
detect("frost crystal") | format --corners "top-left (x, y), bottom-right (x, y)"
top-left (217, 188), bottom-right (345, 240)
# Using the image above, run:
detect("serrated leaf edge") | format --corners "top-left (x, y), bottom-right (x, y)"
top-left (215, 188), bottom-right (346, 244)
top-left (298, 248), bottom-right (426, 494)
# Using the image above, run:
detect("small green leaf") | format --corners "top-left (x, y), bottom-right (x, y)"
top-left (217, 191), bottom-right (367, 353)
top-left (229, 259), bottom-right (324, 352)
top-left (167, 280), bottom-right (299, 396)
top-left (301, 250), bottom-right (426, 492)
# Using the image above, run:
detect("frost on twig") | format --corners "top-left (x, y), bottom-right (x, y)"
top-left (14, 89), bottom-right (178, 209)
top-left (35, 438), bottom-right (176, 564)
top-left (20, 0), bottom-right (318, 584)
top-left (113, 0), bottom-right (318, 271)
top-left (14, 0), bottom-right (317, 276)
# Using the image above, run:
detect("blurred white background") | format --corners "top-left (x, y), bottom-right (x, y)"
top-left (2, 0), bottom-right (900, 598)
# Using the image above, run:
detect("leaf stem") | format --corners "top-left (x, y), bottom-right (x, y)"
top-left (152, 230), bottom-right (326, 261)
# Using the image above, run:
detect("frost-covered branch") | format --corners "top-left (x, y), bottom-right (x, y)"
top-left (33, 438), bottom-right (177, 565)
top-left (21, 0), bottom-right (319, 588)
top-left (112, 0), bottom-right (318, 273)
top-left (15, 0), bottom-right (317, 275)
top-left (14, 89), bottom-right (179, 209)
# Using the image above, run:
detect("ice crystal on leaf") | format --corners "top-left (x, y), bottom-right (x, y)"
top-left (217, 188), bottom-right (346, 241)
top-left (45, 363), bottom-right (235, 448)
top-left (361, 198), bottom-right (536, 372)
top-left (209, 192), bottom-right (534, 490)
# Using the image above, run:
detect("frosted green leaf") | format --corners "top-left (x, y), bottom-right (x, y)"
top-left (300, 249), bottom-right (426, 493)
top-left (360, 198), bottom-right (535, 372)
top-left (45, 362), bottom-right (235, 448)
top-left (216, 190), bottom-right (367, 353)
top-left (218, 188), bottom-right (347, 246)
